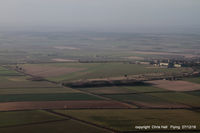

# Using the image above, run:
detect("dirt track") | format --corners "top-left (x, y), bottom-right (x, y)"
top-left (0, 100), bottom-right (132, 111)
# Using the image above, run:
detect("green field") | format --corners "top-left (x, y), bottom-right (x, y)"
top-left (0, 87), bottom-right (80, 94)
top-left (101, 93), bottom-right (175, 106)
top-left (102, 91), bottom-right (200, 107)
top-left (19, 63), bottom-right (191, 82)
top-left (0, 71), bottom-right (81, 95)
top-left (0, 110), bottom-right (109, 133)
top-left (0, 110), bottom-right (63, 127)
top-left (0, 76), bottom-right (59, 88)
top-left (185, 77), bottom-right (200, 84)
top-left (0, 80), bottom-right (58, 88)
top-left (0, 93), bottom-right (102, 102)
top-left (47, 63), bottom-right (192, 82)
top-left (79, 85), bottom-right (165, 94)
top-left (0, 66), bottom-right (8, 71)
top-left (0, 66), bottom-right (22, 76)
top-left (187, 91), bottom-right (200, 97)
top-left (149, 92), bottom-right (200, 107)
top-left (0, 119), bottom-right (110, 133)
top-left (55, 109), bottom-right (200, 131)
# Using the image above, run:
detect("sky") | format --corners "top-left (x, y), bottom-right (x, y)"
top-left (0, 0), bottom-right (200, 33)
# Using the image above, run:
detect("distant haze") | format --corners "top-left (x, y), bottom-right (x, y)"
top-left (0, 0), bottom-right (200, 33)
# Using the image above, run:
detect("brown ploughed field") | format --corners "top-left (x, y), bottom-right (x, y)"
top-left (147, 80), bottom-right (200, 91)
top-left (0, 100), bottom-right (133, 111)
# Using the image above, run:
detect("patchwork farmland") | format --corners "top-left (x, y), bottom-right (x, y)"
top-left (0, 62), bottom-right (200, 133)
top-left (1, 30), bottom-right (200, 133)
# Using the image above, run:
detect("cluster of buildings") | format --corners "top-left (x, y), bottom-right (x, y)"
top-left (136, 59), bottom-right (183, 68)
top-left (153, 61), bottom-right (182, 68)
top-left (150, 58), bottom-right (200, 68)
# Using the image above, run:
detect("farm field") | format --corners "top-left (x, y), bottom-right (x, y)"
top-left (79, 84), bottom-right (166, 95)
top-left (102, 90), bottom-right (200, 108)
top-left (0, 110), bottom-right (109, 133)
top-left (147, 80), bottom-right (200, 91)
top-left (187, 91), bottom-right (200, 97)
top-left (149, 92), bottom-right (200, 107)
top-left (0, 101), bottom-right (132, 111)
top-left (0, 70), bottom-right (21, 76)
top-left (18, 63), bottom-right (192, 82)
top-left (0, 68), bottom-right (104, 104)
top-left (100, 93), bottom-right (190, 108)
top-left (0, 119), bottom-right (110, 133)
top-left (0, 110), bottom-right (63, 127)
top-left (0, 76), bottom-right (59, 88)
top-left (0, 87), bottom-right (80, 94)
top-left (0, 66), bottom-right (22, 76)
top-left (0, 76), bottom-right (79, 94)
top-left (55, 109), bottom-right (200, 132)
top-left (0, 93), bottom-right (102, 102)
top-left (184, 77), bottom-right (200, 84)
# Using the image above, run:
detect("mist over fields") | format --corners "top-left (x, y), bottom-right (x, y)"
top-left (0, 31), bottom-right (200, 64)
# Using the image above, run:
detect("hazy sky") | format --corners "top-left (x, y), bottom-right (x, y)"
top-left (0, 0), bottom-right (200, 33)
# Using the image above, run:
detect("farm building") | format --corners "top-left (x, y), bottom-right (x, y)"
top-left (174, 64), bottom-right (182, 68)
top-left (159, 63), bottom-right (169, 67)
